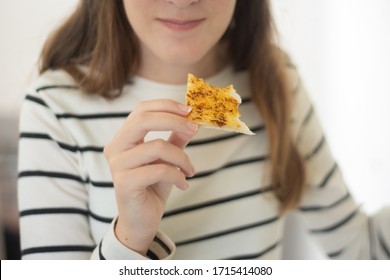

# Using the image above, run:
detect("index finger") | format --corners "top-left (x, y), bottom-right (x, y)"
top-left (104, 99), bottom-right (194, 156)
top-left (134, 99), bottom-right (191, 116)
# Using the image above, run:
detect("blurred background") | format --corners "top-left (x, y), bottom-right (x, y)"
top-left (0, 0), bottom-right (389, 259)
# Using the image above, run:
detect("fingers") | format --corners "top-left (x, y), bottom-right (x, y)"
top-left (105, 99), bottom-right (197, 156)
top-left (109, 138), bottom-right (196, 178)
top-left (105, 100), bottom-right (198, 255)
top-left (114, 163), bottom-right (189, 193)
top-left (128, 111), bottom-right (198, 142)
top-left (168, 129), bottom-right (197, 150)
top-left (135, 99), bottom-right (192, 116)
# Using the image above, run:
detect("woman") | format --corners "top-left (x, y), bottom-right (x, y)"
top-left (18, 0), bottom-right (389, 259)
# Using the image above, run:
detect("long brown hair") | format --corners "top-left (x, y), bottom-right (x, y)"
top-left (40, 0), bottom-right (306, 213)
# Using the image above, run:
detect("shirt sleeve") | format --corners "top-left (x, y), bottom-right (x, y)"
top-left (288, 63), bottom-right (390, 259)
top-left (18, 86), bottom-right (93, 259)
top-left (17, 81), bottom-right (175, 260)
top-left (91, 217), bottom-right (175, 260)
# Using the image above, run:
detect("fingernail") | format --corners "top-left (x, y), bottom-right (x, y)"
top-left (191, 166), bottom-right (196, 177)
top-left (183, 181), bottom-right (189, 190)
top-left (186, 166), bottom-right (196, 178)
top-left (186, 121), bottom-right (198, 132)
top-left (179, 104), bottom-right (192, 113)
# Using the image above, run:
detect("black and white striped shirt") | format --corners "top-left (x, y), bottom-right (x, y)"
top-left (17, 64), bottom-right (390, 259)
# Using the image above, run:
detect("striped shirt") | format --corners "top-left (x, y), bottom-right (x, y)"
top-left (17, 63), bottom-right (390, 260)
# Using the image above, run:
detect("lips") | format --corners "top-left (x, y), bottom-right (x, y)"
top-left (157, 18), bottom-right (205, 31)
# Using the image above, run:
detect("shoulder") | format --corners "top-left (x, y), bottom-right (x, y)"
top-left (23, 68), bottom-right (108, 116)
top-left (26, 69), bottom-right (80, 104)
top-left (269, 48), bottom-right (314, 131)
top-left (275, 48), bottom-right (301, 94)
top-left (30, 69), bottom-right (78, 93)
top-left (21, 69), bottom-right (84, 117)
top-left (22, 68), bottom-right (129, 122)
top-left (20, 69), bottom-right (79, 126)
top-left (274, 48), bottom-right (309, 104)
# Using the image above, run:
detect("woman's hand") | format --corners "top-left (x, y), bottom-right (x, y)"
top-left (103, 99), bottom-right (198, 256)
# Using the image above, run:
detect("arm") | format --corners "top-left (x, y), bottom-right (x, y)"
top-left (18, 89), bottom-right (95, 259)
top-left (289, 65), bottom-right (390, 259)
top-left (18, 85), bottom-right (196, 259)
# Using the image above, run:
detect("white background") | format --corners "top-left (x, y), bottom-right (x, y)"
top-left (2, 260), bottom-right (390, 280)
top-left (1, 0), bottom-right (389, 259)
top-left (272, 0), bottom-right (390, 215)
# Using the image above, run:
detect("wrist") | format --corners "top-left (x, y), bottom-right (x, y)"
top-left (114, 218), bottom-right (155, 256)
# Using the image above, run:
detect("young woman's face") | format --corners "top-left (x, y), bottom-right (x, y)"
top-left (123, 0), bottom-right (236, 79)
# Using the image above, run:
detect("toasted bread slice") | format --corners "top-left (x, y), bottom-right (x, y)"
top-left (186, 73), bottom-right (254, 135)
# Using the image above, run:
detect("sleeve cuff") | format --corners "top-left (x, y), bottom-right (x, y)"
top-left (91, 217), bottom-right (176, 260)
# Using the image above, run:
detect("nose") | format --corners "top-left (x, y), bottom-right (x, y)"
top-left (165, 0), bottom-right (200, 8)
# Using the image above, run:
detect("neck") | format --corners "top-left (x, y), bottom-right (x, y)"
top-left (137, 42), bottom-right (229, 84)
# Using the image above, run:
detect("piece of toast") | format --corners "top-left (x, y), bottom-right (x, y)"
top-left (186, 73), bottom-right (254, 135)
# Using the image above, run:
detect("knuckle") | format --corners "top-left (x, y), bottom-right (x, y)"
top-left (130, 109), bottom-right (146, 123)
top-left (112, 171), bottom-right (127, 190)
top-left (103, 144), bottom-right (111, 159)
top-left (161, 99), bottom-right (176, 108)
top-left (145, 139), bottom-right (166, 162)
top-left (153, 164), bottom-right (171, 178)
top-left (135, 100), bottom-right (149, 111)
top-left (183, 152), bottom-right (191, 164)
top-left (128, 103), bottom-right (147, 122)
top-left (152, 138), bottom-right (167, 152)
